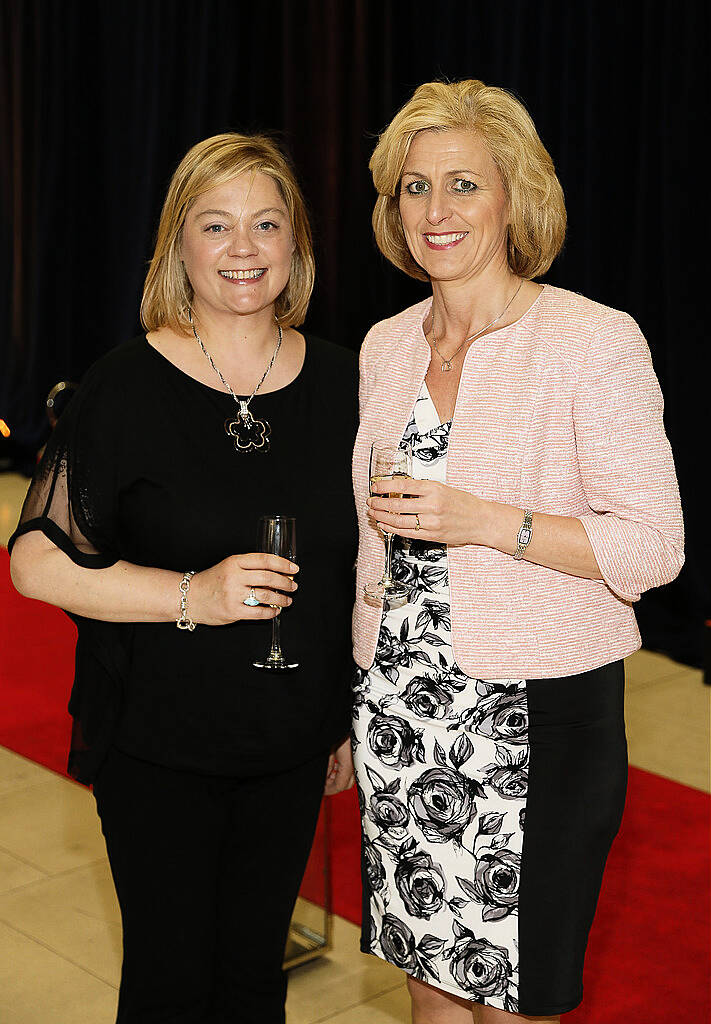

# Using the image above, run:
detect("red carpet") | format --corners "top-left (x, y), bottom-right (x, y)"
top-left (2, 547), bottom-right (709, 1021)
top-left (0, 547), bottom-right (77, 769)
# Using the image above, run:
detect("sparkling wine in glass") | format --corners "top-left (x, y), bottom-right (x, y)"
top-left (253, 514), bottom-right (298, 670)
top-left (364, 442), bottom-right (412, 602)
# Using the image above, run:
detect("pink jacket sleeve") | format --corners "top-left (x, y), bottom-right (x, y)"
top-left (574, 310), bottom-right (684, 602)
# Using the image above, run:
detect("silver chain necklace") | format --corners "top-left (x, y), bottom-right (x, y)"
top-left (429, 279), bottom-right (524, 371)
top-left (188, 308), bottom-right (282, 453)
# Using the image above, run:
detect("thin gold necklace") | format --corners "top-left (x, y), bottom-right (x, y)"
top-left (429, 279), bottom-right (524, 372)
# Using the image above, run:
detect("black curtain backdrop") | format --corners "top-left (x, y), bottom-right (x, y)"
top-left (0, 0), bottom-right (705, 665)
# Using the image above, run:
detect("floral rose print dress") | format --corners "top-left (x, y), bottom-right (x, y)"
top-left (352, 382), bottom-right (628, 1015)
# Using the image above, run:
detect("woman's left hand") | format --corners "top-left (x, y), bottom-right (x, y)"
top-left (367, 478), bottom-right (486, 546)
top-left (324, 736), bottom-right (355, 796)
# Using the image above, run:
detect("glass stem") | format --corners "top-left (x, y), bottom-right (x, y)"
top-left (383, 532), bottom-right (394, 584)
top-left (269, 611), bottom-right (282, 662)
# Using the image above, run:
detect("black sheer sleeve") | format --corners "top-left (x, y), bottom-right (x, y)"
top-left (8, 361), bottom-right (121, 566)
top-left (8, 354), bottom-right (130, 786)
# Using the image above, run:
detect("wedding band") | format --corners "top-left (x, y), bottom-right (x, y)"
top-left (243, 587), bottom-right (260, 607)
top-left (415, 514), bottom-right (421, 531)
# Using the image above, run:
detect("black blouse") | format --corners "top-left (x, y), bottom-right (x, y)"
top-left (9, 334), bottom-right (359, 781)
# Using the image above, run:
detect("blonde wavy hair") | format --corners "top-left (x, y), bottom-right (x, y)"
top-left (370, 80), bottom-right (566, 281)
top-left (141, 133), bottom-right (315, 333)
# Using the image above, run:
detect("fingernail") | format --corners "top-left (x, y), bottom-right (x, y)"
top-left (290, 562), bottom-right (299, 572)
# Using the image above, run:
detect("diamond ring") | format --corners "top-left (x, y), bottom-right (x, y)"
top-left (414, 514), bottom-right (421, 531)
top-left (243, 587), bottom-right (260, 607)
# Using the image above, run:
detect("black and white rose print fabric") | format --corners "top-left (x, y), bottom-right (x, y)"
top-left (353, 383), bottom-right (526, 1013)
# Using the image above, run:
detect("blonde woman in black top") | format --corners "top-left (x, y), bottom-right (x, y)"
top-left (10, 133), bottom-right (357, 1024)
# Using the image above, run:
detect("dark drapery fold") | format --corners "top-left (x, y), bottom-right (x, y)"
top-left (0, 0), bottom-right (703, 663)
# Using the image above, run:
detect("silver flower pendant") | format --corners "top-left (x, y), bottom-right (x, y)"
top-left (224, 406), bottom-right (271, 453)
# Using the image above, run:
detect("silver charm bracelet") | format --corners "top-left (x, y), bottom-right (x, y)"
top-left (176, 570), bottom-right (196, 630)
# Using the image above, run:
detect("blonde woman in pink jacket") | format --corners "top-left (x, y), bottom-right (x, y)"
top-left (351, 79), bottom-right (683, 1024)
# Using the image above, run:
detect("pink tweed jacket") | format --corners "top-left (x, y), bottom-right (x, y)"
top-left (352, 284), bottom-right (684, 679)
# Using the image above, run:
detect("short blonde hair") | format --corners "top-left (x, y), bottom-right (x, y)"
top-left (370, 80), bottom-right (566, 281)
top-left (141, 133), bottom-right (315, 332)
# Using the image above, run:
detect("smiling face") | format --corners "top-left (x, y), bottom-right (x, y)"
top-left (398, 129), bottom-right (510, 285)
top-left (180, 171), bottom-right (295, 319)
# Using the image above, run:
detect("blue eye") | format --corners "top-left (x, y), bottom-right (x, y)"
top-left (453, 178), bottom-right (477, 194)
top-left (404, 180), bottom-right (430, 195)
top-left (205, 224), bottom-right (225, 233)
top-left (256, 221), bottom-right (278, 231)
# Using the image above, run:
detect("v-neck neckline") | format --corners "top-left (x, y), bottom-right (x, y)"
top-left (419, 379), bottom-right (453, 431)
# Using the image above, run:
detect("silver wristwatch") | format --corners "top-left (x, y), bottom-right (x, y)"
top-left (513, 509), bottom-right (533, 559)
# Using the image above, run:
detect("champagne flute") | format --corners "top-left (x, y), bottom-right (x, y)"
top-left (364, 442), bottom-right (412, 601)
top-left (253, 514), bottom-right (298, 670)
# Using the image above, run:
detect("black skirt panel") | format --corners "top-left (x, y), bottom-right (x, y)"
top-left (517, 661), bottom-right (627, 1015)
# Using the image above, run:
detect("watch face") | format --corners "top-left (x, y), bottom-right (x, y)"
top-left (519, 527), bottom-right (532, 546)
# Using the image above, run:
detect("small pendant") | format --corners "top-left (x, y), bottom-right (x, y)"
top-left (224, 402), bottom-right (271, 453)
top-left (441, 360), bottom-right (453, 372)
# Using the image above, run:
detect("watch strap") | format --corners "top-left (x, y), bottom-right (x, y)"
top-left (513, 509), bottom-right (533, 560)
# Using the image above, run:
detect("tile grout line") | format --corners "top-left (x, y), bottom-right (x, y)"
top-left (0, 841), bottom-right (53, 877)
top-left (0, 853), bottom-right (110, 894)
top-left (0, 777), bottom-right (67, 805)
top-left (624, 669), bottom-right (704, 692)
top-left (31, 855), bottom-right (109, 880)
top-left (0, 913), bottom-right (119, 989)
top-left (305, 980), bottom-right (407, 1024)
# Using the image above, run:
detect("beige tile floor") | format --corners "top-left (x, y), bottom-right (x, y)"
top-left (1, 472), bottom-right (708, 1022)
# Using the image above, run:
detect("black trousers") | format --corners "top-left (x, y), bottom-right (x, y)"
top-left (93, 746), bottom-right (329, 1024)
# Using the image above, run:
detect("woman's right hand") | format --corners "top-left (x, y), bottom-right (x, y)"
top-left (188, 553), bottom-right (299, 625)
